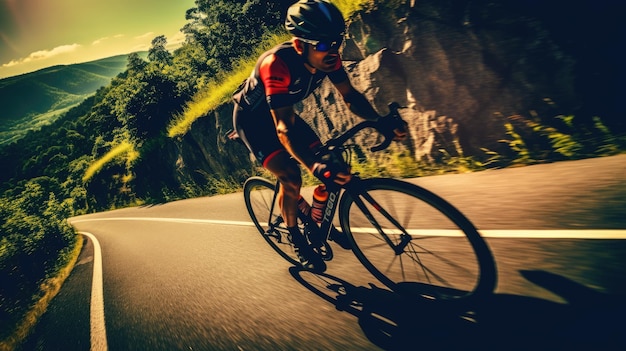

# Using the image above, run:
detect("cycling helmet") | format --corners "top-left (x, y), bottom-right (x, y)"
top-left (284, 0), bottom-right (346, 41)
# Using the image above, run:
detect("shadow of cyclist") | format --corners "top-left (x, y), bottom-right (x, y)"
top-left (289, 267), bottom-right (625, 351)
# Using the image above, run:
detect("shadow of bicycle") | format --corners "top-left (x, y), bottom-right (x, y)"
top-left (289, 267), bottom-right (625, 351)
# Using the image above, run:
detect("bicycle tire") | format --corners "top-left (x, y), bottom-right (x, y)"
top-left (338, 178), bottom-right (497, 301)
top-left (243, 177), bottom-right (299, 265)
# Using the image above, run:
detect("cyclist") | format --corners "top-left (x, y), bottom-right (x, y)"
top-left (232, 0), bottom-right (406, 272)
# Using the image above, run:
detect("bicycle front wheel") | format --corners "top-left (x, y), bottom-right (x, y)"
top-left (339, 178), bottom-right (496, 300)
top-left (243, 177), bottom-right (299, 265)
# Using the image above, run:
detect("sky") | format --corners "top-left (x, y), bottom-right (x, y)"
top-left (0, 0), bottom-right (196, 79)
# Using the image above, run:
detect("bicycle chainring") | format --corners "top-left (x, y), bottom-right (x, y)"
top-left (304, 223), bottom-right (333, 261)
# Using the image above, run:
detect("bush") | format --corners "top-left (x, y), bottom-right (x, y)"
top-left (0, 182), bottom-right (77, 341)
top-left (482, 113), bottom-right (625, 167)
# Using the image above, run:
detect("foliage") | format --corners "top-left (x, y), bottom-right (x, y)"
top-left (482, 113), bottom-right (625, 167)
top-left (82, 141), bottom-right (138, 182)
top-left (333, 0), bottom-right (382, 15)
top-left (182, 0), bottom-right (289, 74)
top-left (0, 178), bottom-right (77, 341)
top-left (148, 36), bottom-right (173, 65)
top-left (168, 31), bottom-right (291, 138)
top-left (346, 146), bottom-right (486, 180)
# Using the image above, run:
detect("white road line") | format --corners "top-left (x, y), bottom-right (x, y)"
top-left (348, 228), bottom-right (626, 239)
top-left (79, 232), bottom-right (108, 351)
top-left (479, 229), bottom-right (626, 239)
top-left (70, 217), bottom-right (626, 239)
top-left (71, 217), bottom-right (253, 227)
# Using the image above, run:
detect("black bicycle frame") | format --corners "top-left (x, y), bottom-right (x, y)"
top-left (264, 101), bottom-right (411, 251)
top-left (312, 184), bottom-right (342, 242)
top-left (278, 175), bottom-right (413, 255)
top-left (267, 180), bottom-right (341, 244)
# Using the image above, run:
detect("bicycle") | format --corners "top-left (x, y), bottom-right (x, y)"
top-left (237, 102), bottom-right (497, 301)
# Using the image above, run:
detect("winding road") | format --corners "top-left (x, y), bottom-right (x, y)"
top-left (22, 155), bottom-right (626, 350)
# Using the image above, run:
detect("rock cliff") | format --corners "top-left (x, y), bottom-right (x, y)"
top-left (171, 0), bottom-right (623, 188)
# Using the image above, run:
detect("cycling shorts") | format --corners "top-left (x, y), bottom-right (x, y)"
top-left (233, 104), bottom-right (321, 168)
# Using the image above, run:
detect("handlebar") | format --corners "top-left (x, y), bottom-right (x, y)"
top-left (326, 102), bottom-right (405, 152)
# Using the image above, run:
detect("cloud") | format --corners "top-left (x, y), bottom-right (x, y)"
top-left (131, 43), bottom-right (151, 52)
top-left (135, 32), bottom-right (155, 40)
top-left (129, 32), bottom-right (157, 52)
top-left (92, 34), bottom-right (126, 45)
top-left (92, 37), bottom-right (109, 45)
top-left (2, 43), bottom-right (81, 67)
top-left (167, 31), bottom-right (186, 48)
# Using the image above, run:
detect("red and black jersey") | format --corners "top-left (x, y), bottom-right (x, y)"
top-left (232, 41), bottom-right (348, 111)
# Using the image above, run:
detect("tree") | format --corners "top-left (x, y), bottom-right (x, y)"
top-left (182, 0), bottom-right (286, 72)
top-left (127, 52), bottom-right (147, 72)
top-left (148, 35), bottom-right (173, 65)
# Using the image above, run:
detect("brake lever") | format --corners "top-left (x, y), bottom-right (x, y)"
top-left (370, 135), bottom-right (393, 152)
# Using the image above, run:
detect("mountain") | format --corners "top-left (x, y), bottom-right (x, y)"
top-left (0, 53), bottom-right (146, 145)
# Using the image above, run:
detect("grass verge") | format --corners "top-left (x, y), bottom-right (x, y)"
top-left (82, 141), bottom-right (138, 182)
top-left (0, 234), bottom-right (84, 351)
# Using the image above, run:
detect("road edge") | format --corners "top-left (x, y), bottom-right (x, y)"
top-left (78, 232), bottom-right (108, 351)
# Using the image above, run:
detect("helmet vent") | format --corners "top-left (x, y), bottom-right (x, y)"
top-left (318, 1), bottom-right (332, 21)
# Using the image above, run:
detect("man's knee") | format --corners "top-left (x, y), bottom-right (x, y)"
top-left (266, 153), bottom-right (302, 194)
top-left (277, 167), bottom-right (302, 195)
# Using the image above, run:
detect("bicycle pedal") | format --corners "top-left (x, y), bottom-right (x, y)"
top-left (316, 244), bottom-right (333, 261)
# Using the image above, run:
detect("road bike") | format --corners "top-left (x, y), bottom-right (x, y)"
top-left (237, 103), bottom-right (497, 301)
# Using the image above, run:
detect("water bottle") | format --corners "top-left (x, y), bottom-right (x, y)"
top-left (310, 184), bottom-right (329, 224)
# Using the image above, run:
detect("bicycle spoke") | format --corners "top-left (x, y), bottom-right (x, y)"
top-left (359, 191), bottom-right (410, 237)
top-left (350, 194), bottom-right (406, 254)
top-left (244, 177), bottom-right (299, 265)
top-left (340, 178), bottom-right (496, 300)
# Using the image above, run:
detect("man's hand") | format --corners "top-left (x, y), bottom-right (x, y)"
top-left (378, 117), bottom-right (408, 142)
top-left (392, 120), bottom-right (409, 141)
top-left (311, 162), bottom-right (352, 185)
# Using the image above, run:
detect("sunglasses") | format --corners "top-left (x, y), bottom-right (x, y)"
top-left (300, 37), bottom-right (344, 52)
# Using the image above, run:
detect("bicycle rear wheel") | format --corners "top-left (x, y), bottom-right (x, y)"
top-left (243, 177), bottom-right (299, 265)
top-left (339, 178), bottom-right (496, 300)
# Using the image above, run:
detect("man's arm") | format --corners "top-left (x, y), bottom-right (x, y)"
top-left (333, 79), bottom-right (380, 121)
top-left (272, 105), bottom-right (352, 185)
top-left (271, 105), bottom-right (317, 169)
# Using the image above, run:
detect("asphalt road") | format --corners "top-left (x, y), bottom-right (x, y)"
top-left (21, 155), bottom-right (626, 351)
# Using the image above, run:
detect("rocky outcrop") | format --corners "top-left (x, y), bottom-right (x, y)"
top-left (172, 0), bottom-right (622, 188)
top-left (172, 106), bottom-right (253, 187)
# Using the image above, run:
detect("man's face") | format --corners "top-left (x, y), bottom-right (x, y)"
top-left (306, 43), bottom-right (340, 72)
top-left (294, 38), bottom-right (342, 73)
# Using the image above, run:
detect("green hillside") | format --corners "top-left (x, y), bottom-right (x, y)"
top-left (0, 53), bottom-right (147, 145)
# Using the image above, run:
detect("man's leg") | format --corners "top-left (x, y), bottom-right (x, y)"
top-left (264, 152), bottom-right (325, 272)
top-left (264, 151), bottom-right (301, 228)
